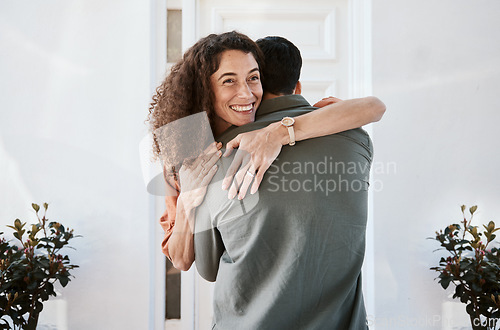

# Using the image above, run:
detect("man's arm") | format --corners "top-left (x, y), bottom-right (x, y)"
top-left (193, 154), bottom-right (256, 282)
top-left (194, 223), bottom-right (224, 282)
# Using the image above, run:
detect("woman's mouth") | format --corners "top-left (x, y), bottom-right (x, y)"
top-left (229, 103), bottom-right (254, 113)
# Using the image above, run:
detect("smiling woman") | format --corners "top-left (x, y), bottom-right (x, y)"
top-left (211, 50), bottom-right (263, 135)
top-left (147, 31), bottom-right (266, 270)
top-left (147, 31), bottom-right (265, 159)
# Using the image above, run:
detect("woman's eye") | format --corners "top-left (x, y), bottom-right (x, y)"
top-left (249, 75), bottom-right (260, 81)
top-left (223, 79), bottom-right (234, 84)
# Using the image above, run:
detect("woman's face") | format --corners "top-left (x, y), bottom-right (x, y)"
top-left (210, 50), bottom-right (263, 135)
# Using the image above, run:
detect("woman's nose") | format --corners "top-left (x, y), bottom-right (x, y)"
top-left (236, 82), bottom-right (253, 98)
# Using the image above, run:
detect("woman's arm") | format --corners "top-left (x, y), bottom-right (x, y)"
top-left (167, 195), bottom-right (197, 271)
top-left (292, 96), bottom-right (385, 142)
top-left (159, 195), bottom-right (178, 260)
top-left (222, 96), bottom-right (386, 199)
top-left (161, 143), bottom-right (222, 271)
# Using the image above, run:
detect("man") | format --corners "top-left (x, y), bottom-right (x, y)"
top-left (194, 36), bottom-right (373, 329)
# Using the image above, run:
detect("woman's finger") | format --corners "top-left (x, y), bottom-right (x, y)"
top-left (199, 149), bottom-right (222, 177)
top-left (227, 174), bottom-right (240, 200)
top-left (191, 142), bottom-right (218, 170)
top-left (227, 168), bottom-right (244, 199)
top-left (313, 96), bottom-right (343, 108)
top-left (222, 149), bottom-right (247, 190)
top-left (250, 159), bottom-right (272, 195)
top-left (200, 164), bottom-right (218, 187)
top-left (227, 157), bottom-right (251, 199)
top-left (237, 165), bottom-right (257, 200)
top-left (223, 135), bottom-right (241, 158)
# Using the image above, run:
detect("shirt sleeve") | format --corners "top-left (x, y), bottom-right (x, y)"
top-left (194, 220), bottom-right (224, 282)
top-left (192, 153), bottom-right (260, 282)
top-left (192, 166), bottom-right (230, 282)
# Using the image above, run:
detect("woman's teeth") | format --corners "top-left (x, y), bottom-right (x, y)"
top-left (230, 104), bottom-right (253, 112)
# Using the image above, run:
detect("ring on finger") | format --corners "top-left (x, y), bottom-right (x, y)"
top-left (200, 166), bottom-right (210, 175)
top-left (246, 170), bottom-right (255, 178)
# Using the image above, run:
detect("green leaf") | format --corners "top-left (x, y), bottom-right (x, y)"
top-left (488, 221), bottom-right (495, 231)
top-left (27, 281), bottom-right (37, 290)
top-left (32, 203), bottom-right (40, 212)
top-left (466, 303), bottom-right (474, 315)
top-left (462, 271), bottom-right (476, 282)
top-left (469, 205), bottom-right (478, 215)
top-left (40, 290), bottom-right (49, 301)
top-left (29, 224), bottom-right (41, 238)
top-left (43, 203), bottom-right (49, 210)
top-left (461, 205), bottom-right (466, 213)
top-left (471, 282), bottom-right (482, 293)
top-left (13, 219), bottom-right (24, 230)
top-left (45, 282), bottom-right (55, 296)
top-left (440, 276), bottom-right (452, 289)
top-left (35, 301), bottom-right (43, 313)
top-left (58, 275), bottom-right (69, 287)
top-left (38, 259), bottom-right (50, 268)
top-left (454, 283), bottom-right (465, 298)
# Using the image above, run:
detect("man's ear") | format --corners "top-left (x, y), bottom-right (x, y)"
top-left (293, 81), bottom-right (302, 95)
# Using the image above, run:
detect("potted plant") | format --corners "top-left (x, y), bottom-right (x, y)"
top-left (430, 205), bottom-right (500, 330)
top-left (0, 203), bottom-right (79, 330)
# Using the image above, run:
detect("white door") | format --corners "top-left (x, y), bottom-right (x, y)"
top-left (198, 0), bottom-right (349, 103)
top-left (170, 0), bottom-right (373, 329)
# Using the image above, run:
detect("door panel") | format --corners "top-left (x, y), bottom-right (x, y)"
top-left (197, 0), bottom-right (350, 103)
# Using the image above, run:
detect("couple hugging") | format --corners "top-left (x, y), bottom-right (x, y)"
top-left (147, 31), bottom-right (385, 329)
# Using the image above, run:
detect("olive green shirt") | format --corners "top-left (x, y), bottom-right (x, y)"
top-left (194, 95), bottom-right (372, 330)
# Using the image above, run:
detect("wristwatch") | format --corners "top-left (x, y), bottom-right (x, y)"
top-left (281, 117), bottom-right (296, 146)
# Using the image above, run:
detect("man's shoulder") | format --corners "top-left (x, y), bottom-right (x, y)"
top-left (258, 94), bottom-right (313, 113)
top-left (336, 127), bottom-right (371, 142)
top-left (322, 127), bottom-right (373, 156)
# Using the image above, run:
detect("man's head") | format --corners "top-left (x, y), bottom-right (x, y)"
top-left (256, 36), bottom-right (302, 97)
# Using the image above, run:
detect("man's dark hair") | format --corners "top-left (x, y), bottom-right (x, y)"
top-left (256, 36), bottom-right (302, 95)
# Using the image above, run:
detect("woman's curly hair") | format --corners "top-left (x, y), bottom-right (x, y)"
top-left (146, 31), bottom-right (265, 164)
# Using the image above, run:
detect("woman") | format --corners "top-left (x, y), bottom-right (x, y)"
top-left (147, 31), bottom-right (385, 270)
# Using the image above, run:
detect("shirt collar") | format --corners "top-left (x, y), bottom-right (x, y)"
top-left (256, 94), bottom-right (311, 118)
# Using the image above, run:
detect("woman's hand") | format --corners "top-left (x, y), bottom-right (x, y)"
top-left (178, 142), bottom-right (222, 212)
top-left (313, 96), bottom-right (342, 108)
top-left (222, 123), bottom-right (287, 200)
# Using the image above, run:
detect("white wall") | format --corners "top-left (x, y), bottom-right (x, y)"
top-left (371, 0), bottom-right (500, 328)
top-left (0, 1), bottom-right (154, 329)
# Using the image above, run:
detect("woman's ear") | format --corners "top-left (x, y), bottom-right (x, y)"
top-left (293, 81), bottom-right (302, 95)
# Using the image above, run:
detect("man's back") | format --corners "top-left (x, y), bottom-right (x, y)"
top-left (195, 95), bottom-right (372, 330)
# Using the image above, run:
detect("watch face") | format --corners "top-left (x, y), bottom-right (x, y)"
top-left (282, 117), bottom-right (294, 126)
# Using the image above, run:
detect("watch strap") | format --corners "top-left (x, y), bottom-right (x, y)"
top-left (287, 126), bottom-right (295, 146)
